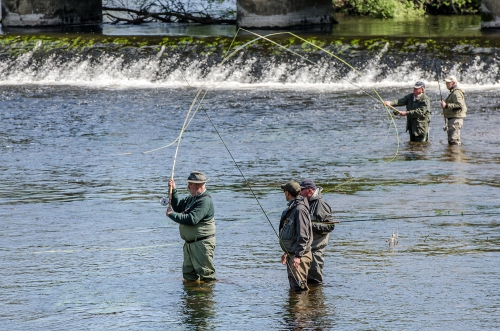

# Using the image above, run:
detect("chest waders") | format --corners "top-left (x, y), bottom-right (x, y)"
top-left (280, 203), bottom-right (309, 290)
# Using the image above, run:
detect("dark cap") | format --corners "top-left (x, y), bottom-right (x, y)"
top-left (299, 179), bottom-right (317, 190)
top-left (281, 181), bottom-right (301, 196)
top-left (413, 81), bottom-right (425, 89)
top-left (187, 171), bottom-right (209, 183)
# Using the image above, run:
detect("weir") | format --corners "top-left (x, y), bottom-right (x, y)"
top-left (1, 0), bottom-right (102, 27)
top-left (236, 0), bottom-right (334, 29)
top-left (0, 34), bottom-right (498, 87)
top-left (482, 0), bottom-right (500, 29)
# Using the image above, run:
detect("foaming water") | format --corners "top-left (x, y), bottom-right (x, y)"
top-left (1, 40), bottom-right (499, 89)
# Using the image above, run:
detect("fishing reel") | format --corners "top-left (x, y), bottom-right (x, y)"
top-left (160, 197), bottom-right (168, 206)
top-left (443, 126), bottom-right (448, 132)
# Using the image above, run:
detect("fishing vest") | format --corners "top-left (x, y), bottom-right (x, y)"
top-left (444, 88), bottom-right (467, 118)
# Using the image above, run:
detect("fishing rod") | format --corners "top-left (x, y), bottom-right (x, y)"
top-left (425, 6), bottom-right (447, 132)
top-left (198, 90), bottom-right (309, 290)
top-left (387, 103), bottom-right (403, 115)
top-left (339, 211), bottom-right (500, 223)
top-left (155, 30), bottom-right (409, 289)
top-left (166, 72), bottom-right (309, 290)
top-left (29, 208), bottom-right (499, 255)
top-left (164, 88), bottom-right (203, 208)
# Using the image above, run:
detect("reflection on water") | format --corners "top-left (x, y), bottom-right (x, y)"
top-left (401, 141), bottom-right (431, 161)
top-left (182, 282), bottom-right (215, 330)
top-left (283, 285), bottom-right (333, 330)
top-left (442, 145), bottom-right (467, 163)
top-left (1, 14), bottom-right (494, 38)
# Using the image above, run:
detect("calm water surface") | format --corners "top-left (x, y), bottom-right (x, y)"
top-left (1, 85), bottom-right (500, 330)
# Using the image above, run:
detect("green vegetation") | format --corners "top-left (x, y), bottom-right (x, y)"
top-left (333, 0), bottom-right (481, 18)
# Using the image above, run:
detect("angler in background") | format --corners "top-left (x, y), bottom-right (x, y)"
top-left (441, 76), bottom-right (467, 146)
top-left (384, 81), bottom-right (431, 142)
top-left (166, 171), bottom-right (216, 282)
top-left (279, 181), bottom-right (313, 292)
top-left (299, 179), bottom-right (336, 285)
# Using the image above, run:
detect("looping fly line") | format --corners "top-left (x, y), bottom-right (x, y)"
top-left (150, 29), bottom-right (405, 286)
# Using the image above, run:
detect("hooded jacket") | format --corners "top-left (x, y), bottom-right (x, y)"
top-left (309, 187), bottom-right (335, 232)
top-left (279, 195), bottom-right (312, 257)
top-left (308, 187), bottom-right (335, 250)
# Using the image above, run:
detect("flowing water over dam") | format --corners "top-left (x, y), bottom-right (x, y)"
top-left (1, 17), bottom-right (500, 330)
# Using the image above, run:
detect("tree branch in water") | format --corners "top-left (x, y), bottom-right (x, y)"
top-left (102, 5), bottom-right (236, 25)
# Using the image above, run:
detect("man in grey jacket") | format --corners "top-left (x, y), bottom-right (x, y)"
top-left (279, 181), bottom-right (313, 292)
top-left (299, 179), bottom-right (336, 284)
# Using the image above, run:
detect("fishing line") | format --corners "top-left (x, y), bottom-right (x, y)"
top-left (153, 30), bottom-right (409, 288)
top-left (170, 29), bottom-right (403, 197)
top-left (142, 82), bottom-right (205, 154)
top-left (25, 210), bottom-right (499, 255)
top-left (151, 30), bottom-right (405, 246)
top-left (425, 7), bottom-right (447, 131)
top-left (340, 211), bottom-right (500, 223)
top-left (173, 65), bottom-right (308, 289)
top-left (224, 29), bottom-right (402, 195)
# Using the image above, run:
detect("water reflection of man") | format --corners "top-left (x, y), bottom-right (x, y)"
top-left (182, 282), bottom-right (215, 329)
top-left (166, 171), bottom-right (216, 282)
top-left (299, 179), bottom-right (336, 285)
top-left (283, 285), bottom-right (333, 329)
top-left (384, 81), bottom-right (431, 142)
top-left (444, 145), bottom-right (466, 163)
top-left (441, 75), bottom-right (467, 145)
top-left (279, 181), bottom-right (313, 292)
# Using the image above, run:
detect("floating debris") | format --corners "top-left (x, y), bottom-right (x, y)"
top-left (386, 232), bottom-right (398, 247)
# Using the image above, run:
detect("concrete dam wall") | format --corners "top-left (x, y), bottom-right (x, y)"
top-left (1, 0), bottom-right (102, 27)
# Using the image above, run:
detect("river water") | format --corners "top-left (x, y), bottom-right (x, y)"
top-left (1, 18), bottom-right (500, 331)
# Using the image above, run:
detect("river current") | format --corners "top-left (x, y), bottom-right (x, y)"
top-left (1, 18), bottom-right (500, 331)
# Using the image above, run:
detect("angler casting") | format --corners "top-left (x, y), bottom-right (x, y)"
top-left (167, 171), bottom-right (216, 282)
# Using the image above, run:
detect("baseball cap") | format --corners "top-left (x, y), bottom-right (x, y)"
top-left (280, 181), bottom-right (301, 196)
top-left (413, 81), bottom-right (425, 89)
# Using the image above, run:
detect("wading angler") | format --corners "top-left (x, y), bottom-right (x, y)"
top-left (279, 181), bottom-right (313, 292)
top-left (166, 171), bottom-right (216, 282)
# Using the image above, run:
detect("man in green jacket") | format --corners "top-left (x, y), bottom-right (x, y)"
top-left (384, 81), bottom-right (431, 142)
top-left (279, 181), bottom-right (313, 292)
top-left (441, 75), bottom-right (467, 145)
top-left (167, 171), bottom-right (216, 282)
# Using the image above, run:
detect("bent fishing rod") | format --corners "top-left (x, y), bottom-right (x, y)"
top-left (168, 78), bottom-right (308, 290)
top-left (157, 30), bottom-right (414, 288)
